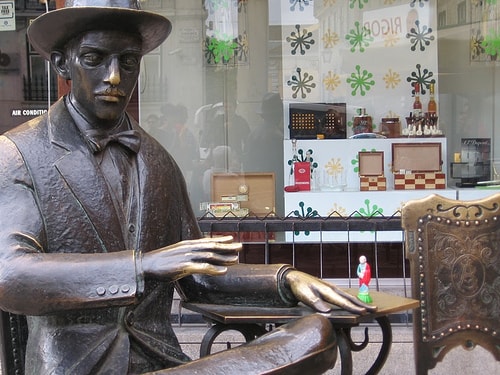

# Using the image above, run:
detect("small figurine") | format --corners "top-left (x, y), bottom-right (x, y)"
top-left (357, 255), bottom-right (373, 303)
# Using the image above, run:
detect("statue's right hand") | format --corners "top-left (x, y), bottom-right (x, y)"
top-left (142, 236), bottom-right (241, 281)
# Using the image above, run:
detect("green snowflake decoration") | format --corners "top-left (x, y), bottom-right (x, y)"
top-left (349, 0), bottom-right (369, 9)
top-left (481, 29), bottom-right (500, 59)
top-left (346, 65), bottom-right (375, 96)
top-left (204, 36), bottom-right (238, 64)
top-left (353, 199), bottom-right (385, 233)
top-left (289, 0), bottom-right (311, 12)
top-left (353, 199), bottom-right (384, 218)
top-left (410, 0), bottom-right (429, 7)
top-left (287, 148), bottom-right (319, 176)
top-left (287, 24), bottom-right (315, 55)
top-left (346, 21), bottom-right (373, 53)
top-left (351, 148), bottom-right (376, 173)
top-left (406, 63), bottom-right (435, 95)
top-left (293, 202), bottom-right (319, 236)
top-left (287, 67), bottom-right (316, 99)
top-left (406, 20), bottom-right (434, 52)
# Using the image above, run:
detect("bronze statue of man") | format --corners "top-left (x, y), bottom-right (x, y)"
top-left (0, 1), bottom-right (375, 374)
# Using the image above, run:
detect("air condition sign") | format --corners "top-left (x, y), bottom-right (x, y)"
top-left (11, 109), bottom-right (48, 117)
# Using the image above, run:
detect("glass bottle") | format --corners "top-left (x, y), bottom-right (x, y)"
top-left (412, 82), bottom-right (422, 118)
top-left (427, 83), bottom-right (437, 114)
top-left (353, 108), bottom-right (373, 134)
top-left (289, 139), bottom-right (298, 185)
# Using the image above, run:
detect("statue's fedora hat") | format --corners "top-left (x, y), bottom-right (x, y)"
top-left (28, 0), bottom-right (171, 60)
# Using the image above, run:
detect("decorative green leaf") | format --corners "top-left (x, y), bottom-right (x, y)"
top-left (481, 29), bottom-right (500, 58)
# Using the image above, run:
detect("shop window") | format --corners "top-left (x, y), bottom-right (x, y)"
top-left (457, 1), bottom-right (466, 25)
top-left (24, 23), bottom-right (57, 103)
top-left (16, 0), bottom-right (53, 11)
top-left (438, 10), bottom-right (446, 29)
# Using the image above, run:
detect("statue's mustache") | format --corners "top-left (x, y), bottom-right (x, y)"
top-left (97, 87), bottom-right (126, 97)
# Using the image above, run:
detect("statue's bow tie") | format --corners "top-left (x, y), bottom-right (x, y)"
top-left (86, 129), bottom-right (141, 153)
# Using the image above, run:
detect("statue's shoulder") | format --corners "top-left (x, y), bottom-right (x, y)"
top-left (0, 115), bottom-right (47, 174)
top-left (4, 100), bottom-right (66, 142)
top-left (2, 114), bottom-right (49, 157)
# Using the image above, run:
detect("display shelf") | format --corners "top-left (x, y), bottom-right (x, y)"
top-left (283, 137), bottom-right (449, 242)
top-left (455, 187), bottom-right (500, 200)
top-left (283, 137), bottom-right (447, 192)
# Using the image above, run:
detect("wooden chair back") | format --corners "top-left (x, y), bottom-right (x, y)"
top-left (401, 193), bottom-right (500, 374)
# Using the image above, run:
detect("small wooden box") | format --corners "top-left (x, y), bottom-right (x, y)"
top-left (392, 143), bottom-right (445, 190)
top-left (211, 173), bottom-right (275, 216)
top-left (359, 151), bottom-right (386, 191)
top-left (394, 172), bottom-right (446, 190)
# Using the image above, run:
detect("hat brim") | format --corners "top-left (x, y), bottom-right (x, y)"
top-left (28, 7), bottom-right (171, 60)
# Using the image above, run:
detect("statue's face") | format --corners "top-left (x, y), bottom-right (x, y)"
top-left (67, 29), bottom-right (142, 125)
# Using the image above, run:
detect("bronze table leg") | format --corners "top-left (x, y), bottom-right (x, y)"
top-left (333, 316), bottom-right (392, 375)
top-left (198, 316), bottom-right (392, 375)
top-left (199, 323), bottom-right (268, 357)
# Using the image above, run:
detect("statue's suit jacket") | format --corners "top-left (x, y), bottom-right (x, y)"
top-left (0, 98), bottom-right (295, 374)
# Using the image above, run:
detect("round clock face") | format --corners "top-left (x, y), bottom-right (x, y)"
top-left (238, 184), bottom-right (249, 194)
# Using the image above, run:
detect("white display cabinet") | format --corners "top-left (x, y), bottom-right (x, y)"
top-left (456, 187), bottom-right (500, 201)
top-left (283, 137), bottom-right (454, 242)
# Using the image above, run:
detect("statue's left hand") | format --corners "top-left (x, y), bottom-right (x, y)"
top-left (142, 236), bottom-right (241, 281)
top-left (285, 270), bottom-right (377, 315)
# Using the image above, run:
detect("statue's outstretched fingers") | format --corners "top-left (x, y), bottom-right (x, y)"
top-left (327, 285), bottom-right (377, 312)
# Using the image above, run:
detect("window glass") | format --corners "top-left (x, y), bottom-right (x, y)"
top-left (139, 1), bottom-right (500, 217)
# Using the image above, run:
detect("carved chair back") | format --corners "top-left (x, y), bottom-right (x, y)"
top-left (401, 193), bottom-right (500, 374)
top-left (0, 311), bottom-right (27, 375)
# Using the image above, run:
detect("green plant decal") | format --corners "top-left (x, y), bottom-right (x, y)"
top-left (346, 65), bottom-right (375, 96)
top-left (354, 199), bottom-right (384, 218)
top-left (346, 21), bottom-right (373, 53)
top-left (205, 36), bottom-right (238, 64)
top-left (481, 29), bottom-right (500, 59)
top-left (353, 199), bottom-right (384, 234)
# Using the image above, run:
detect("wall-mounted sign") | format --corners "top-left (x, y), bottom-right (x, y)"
top-left (11, 108), bottom-right (48, 117)
top-left (179, 27), bottom-right (200, 43)
top-left (0, 1), bottom-right (15, 32)
top-left (362, 3), bottom-right (430, 44)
